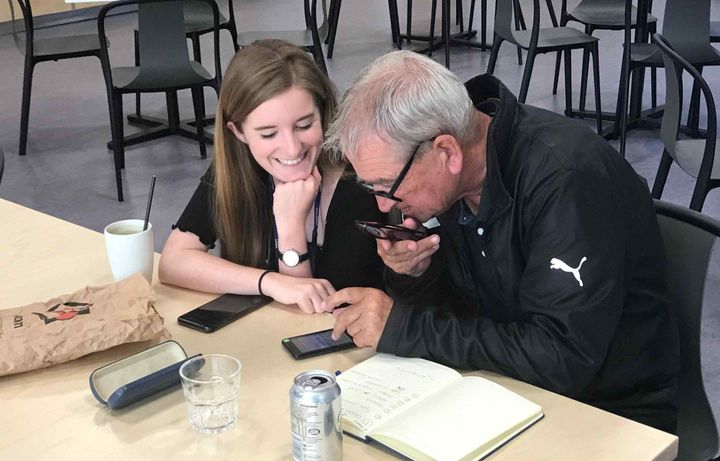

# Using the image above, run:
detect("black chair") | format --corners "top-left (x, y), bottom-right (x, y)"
top-left (98, 0), bottom-right (222, 202)
top-left (487, 0), bottom-right (602, 134)
top-left (654, 199), bottom-right (720, 461)
top-left (236, 0), bottom-right (330, 75)
top-left (133, 0), bottom-right (239, 120)
top-left (652, 33), bottom-right (720, 212)
top-left (552, 0), bottom-right (658, 121)
top-left (617, 0), bottom-right (720, 156)
top-left (8, 0), bottom-right (103, 156)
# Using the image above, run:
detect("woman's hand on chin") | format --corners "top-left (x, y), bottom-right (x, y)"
top-left (261, 271), bottom-right (335, 314)
top-left (273, 166), bottom-right (322, 232)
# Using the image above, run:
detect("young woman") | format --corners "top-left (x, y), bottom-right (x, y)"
top-left (159, 40), bottom-right (384, 314)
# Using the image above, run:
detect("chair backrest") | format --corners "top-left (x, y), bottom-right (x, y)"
top-left (662, 0), bottom-right (711, 57)
top-left (494, 0), bottom-right (540, 48)
top-left (654, 32), bottom-right (717, 210)
top-left (98, 0), bottom-right (222, 88)
top-left (655, 199), bottom-right (720, 461)
top-left (6, 0), bottom-right (32, 56)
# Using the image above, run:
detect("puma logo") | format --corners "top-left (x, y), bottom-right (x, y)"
top-left (550, 257), bottom-right (587, 287)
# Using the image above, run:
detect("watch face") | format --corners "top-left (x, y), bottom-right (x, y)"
top-left (282, 250), bottom-right (300, 267)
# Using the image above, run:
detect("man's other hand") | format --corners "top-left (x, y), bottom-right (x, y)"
top-left (322, 288), bottom-right (393, 349)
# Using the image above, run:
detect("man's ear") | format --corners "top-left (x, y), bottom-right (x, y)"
top-left (226, 122), bottom-right (247, 144)
top-left (435, 135), bottom-right (463, 175)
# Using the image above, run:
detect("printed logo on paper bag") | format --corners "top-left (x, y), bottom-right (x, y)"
top-left (31, 301), bottom-right (93, 325)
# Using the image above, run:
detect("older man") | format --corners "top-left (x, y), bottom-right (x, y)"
top-left (322, 51), bottom-right (679, 432)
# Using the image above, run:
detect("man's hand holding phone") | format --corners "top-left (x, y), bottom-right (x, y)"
top-left (375, 218), bottom-right (440, 277)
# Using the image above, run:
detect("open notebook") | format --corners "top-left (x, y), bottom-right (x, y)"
top-left (336, 354), bottom-right (543, 461)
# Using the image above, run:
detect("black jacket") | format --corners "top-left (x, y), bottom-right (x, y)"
top-left (377, 75), bottom-right (680, 432)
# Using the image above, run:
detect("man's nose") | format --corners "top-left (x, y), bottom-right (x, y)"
top-left (375, 196), bottom-right (396, 213)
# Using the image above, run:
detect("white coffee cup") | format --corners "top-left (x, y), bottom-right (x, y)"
top-left (104, 219), bottom-right (154, 283)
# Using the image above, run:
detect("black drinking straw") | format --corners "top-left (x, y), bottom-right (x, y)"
top-left (143, 175), bottom-right (157, 231)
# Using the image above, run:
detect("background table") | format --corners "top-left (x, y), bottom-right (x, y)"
top-left (0, 198), bottom-right (678, 461)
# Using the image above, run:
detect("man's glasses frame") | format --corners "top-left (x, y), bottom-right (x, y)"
top-left (360, 137), bottom-right (436, 203)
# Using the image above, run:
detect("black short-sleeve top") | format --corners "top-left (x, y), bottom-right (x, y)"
top-left (174, 167), bottom-right (385, 290)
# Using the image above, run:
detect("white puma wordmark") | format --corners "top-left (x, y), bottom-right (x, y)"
top-left (549, 256), bottom-right (588, 287)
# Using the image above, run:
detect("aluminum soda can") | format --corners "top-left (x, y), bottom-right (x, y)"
top-left (290, 370), bottom-right (342, 461)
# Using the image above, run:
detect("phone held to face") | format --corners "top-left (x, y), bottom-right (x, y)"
top-left (178, 294), bottom-right (272, 333)
top-left (354, 220), bottom-right (429, 242)
top-left (282, 329), bottom-right (356, 359)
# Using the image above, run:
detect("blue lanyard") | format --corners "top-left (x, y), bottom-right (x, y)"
top-left (272, 183), bottom-right (322, 272)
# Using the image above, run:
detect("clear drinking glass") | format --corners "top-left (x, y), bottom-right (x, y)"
top-left (179, 354), bottom-right (242, 434)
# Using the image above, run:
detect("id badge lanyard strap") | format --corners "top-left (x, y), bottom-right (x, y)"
top-left (272, 183), bottom-right (322, 274)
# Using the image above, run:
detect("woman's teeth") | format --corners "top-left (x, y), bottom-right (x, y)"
top-left (277, 153), bottom-right (306, 166)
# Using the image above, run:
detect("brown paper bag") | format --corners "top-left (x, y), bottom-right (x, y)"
top-left (0, 274), bottom-right (170, 376)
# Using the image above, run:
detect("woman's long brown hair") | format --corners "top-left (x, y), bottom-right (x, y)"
top-left (213, 39), bottom-right (342, 268)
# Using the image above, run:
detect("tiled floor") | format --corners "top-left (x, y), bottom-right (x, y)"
top-left (0, 0), bottom-right (718, 424)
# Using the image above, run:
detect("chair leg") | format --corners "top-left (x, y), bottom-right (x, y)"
top-left (190, 33), bottom-right (207, 119)
top-left (110, 91), bottom-right (125, 202)
top-left (326, 0), bottom-right (341, 58)
top-left (513, 0), bottom-right (524, 65)
top-left (388, 0), bottom-right (402, 49)
top-left (406, 0), bottom-right (412, 43)
top-left (429, 0), bottom-right (437, 51)
top-left (651, 67), bottom-right (657, 108)
top-left (312, 44), bottom-right (328, 76)
top-left (651, 149), bottom-right (672, 199)
top-left (690, 172), bottom-right (710, 212)
top-left (480, 0), bottom-right (487, 51)
top-left (456, 0), bottom-right (464, 32)
top-left (578, 48), bottom-right (590, 115)
top-left (134, 29), bottom-right (142, 118)
top-left (616, 48), bottom-right (632, 157)
top-left (590, 43), bottom-right (602, 135)
top-left (552, 52), bottom-right (562, 96)
top-left (518, 49), bottom-right (537, 103)
top-left (552, 14), bottom-right (568, 96)
top-left (563, 48), bottom-right (572, 116)
top-left (442, 0), bottom-right (450, 68)
top-left (19, 59), bottom-right (35, 156)
top-left (578, 26), bottom-right (593, 115)
top-left (191, 86), bottom-right (207, 159)
top-left (687, 66), bottom-right (703, 138)
top-left (486, 35), bottom-right (503, 74)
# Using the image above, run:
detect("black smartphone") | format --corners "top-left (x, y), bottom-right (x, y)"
top-left (354, 220), bottom-right (429, 242)
top-left (177, 294), bottom-right (271, 333)
top-left (282, 328), bottom-right (356, 359)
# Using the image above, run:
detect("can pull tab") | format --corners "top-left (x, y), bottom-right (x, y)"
top-left (301, 376), bottom-right (329, 390)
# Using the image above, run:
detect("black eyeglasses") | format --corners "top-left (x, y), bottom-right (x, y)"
top-left (360, 137), bottom-right (435, 203)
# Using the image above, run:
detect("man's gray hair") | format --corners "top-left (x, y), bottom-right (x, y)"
top-left (324, 51), bottom-right (475, 162)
